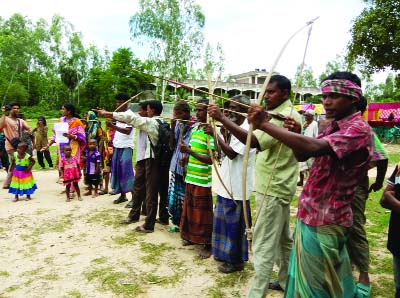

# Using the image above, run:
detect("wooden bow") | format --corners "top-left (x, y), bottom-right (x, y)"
top-left (241, 17), bottom-right (319, 252)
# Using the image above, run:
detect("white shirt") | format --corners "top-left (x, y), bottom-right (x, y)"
top-left (215, 121), bottom-right (256, 200)
top-left (136, 130), bottom-right (147, 162)
top-left (112, 110), bottom-right (136, 149)
top-left (303, 120), bottom-right (318, 138)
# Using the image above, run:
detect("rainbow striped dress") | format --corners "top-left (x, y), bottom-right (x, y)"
top-left (9, 152), bottom-right (37, 195)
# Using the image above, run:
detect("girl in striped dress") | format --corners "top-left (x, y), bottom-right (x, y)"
top-left (9, 142), bottom-right (37, 202)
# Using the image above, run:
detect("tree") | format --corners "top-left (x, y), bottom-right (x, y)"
top-left (130, 0), bottom-right (205, 100)
top-left (293, 64), bottom-right (317, 88)
top-left (347, 0), bottom-right (400, 73)
top-left (317, 54), bottom-right (356, 84)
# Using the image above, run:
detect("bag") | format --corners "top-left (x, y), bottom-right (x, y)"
top-left (149, 119), bottom-right (173, 167)
top-left (7, 119), bottom-right (22, 150)
top-left (9, 137), bottom-right (21, 149)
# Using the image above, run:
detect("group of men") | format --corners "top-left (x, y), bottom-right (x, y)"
top-left (95, 71), bottom-right (395, 298)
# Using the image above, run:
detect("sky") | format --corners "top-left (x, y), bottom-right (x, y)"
top-left (0, 0), bottom-right (387, 84)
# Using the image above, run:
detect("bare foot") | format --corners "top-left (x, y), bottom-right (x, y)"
top-left (12, 198), bottom-right (19, 202)
top-left (83, 191), bottom-right (91, 196)
top-left (66, 198), bottom-right (71, 202)
top-left (182, 239), bottom-right (193, 246)
top-left (78, 197), bottom-right (83, 201)
top-left (25, 196), bottom-right (32, 201)
top-left (92, 193), bottom-right (99, 198)
top-left (199, 246), bottom-right (211, 259)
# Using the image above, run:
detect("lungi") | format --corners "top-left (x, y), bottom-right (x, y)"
top-left (180, 183), bottom-right (213, 245)
top-left (110, 147), bottom-right (134, 194)
top-left (212, 195), bottom-right (251, 263)
top-left (168, 172), bottom-right (186, 226)
top-left (285, 219), bottom-right (356, 298)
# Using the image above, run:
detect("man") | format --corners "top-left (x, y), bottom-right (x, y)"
top-left (247, 71), bottom-right (373, 298)
top-left (97, 100), bottom-right (169, 233)
top-left (346, 95), bottom-right (388, 297)
top-left (0, 103), bottom-right (32, 189)
top-left (167, 101), bottom-right (195, 231)
top-left (206, 95), bottom-right (256, 273)
top-left (106, 93), bottom-right (136, 204)
top-left (179, 98), bottom-right (214, 258)
top-left (208, 75), bottom-right (302, 297)
top-left (125, 101), bottom-right (148, 210)
top-left (381, 166), bottom-right (400, 298)
top-left (297, 110), bottom-right (318, 186)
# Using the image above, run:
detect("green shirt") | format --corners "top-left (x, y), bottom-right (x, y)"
top-left (185, 126), bottom-right (215, 187)
top-left (253, 100), bottom-right (302, 202)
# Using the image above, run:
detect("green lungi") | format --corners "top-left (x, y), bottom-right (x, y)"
top-left (285, 220), bottom-right (356, 298)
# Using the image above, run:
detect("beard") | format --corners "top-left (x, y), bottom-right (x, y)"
top-left (229, 114), bottom-right (238, 123)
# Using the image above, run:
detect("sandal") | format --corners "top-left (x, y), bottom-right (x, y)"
top-left (356, 282), bottom-right (371, 298)
top-left (98, 190), bottom-right (107, 195)
top-left (134, 225), bottom-right (154, 233)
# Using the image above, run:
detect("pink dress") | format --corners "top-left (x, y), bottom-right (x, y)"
top-left (61, 156), bottom-right (81, 185)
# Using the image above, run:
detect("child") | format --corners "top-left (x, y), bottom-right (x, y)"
top-left (83, 139), bottom-right (101, 197)
top-left (33, 116), bottom-right (53, 169)
top-left (60, 145), bottom-right (82, 202)
top-left (8, 142), bottom-right (37, 202)
top-left (381, 166), bottom-right (400, 298)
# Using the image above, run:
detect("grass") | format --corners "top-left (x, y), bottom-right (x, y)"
top-left (86, 209), bottom-right (126, 228)
top-left (139, 242), bottom-right (174, 265)
top-left (83, 267), bottom-right (142, 298)
top-left (205, 264), bottom-right (254, 298)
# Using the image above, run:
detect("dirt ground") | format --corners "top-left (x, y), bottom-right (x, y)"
top-left (1, 142), bottom-right (398, 298)
top-left (0, 169), bottom-right (286, 298)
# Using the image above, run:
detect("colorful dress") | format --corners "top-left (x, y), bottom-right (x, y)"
top-left (84, 148), bottom-right (101, 186)
top-left (9, 152), bottom-right (37, 195)
top-left (61, 157), bottom-right (81, 186)
top-left (52, 116), bottom-right (86, 168)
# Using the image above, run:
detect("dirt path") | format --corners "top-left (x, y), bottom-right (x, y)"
top-left (0, 169), bottom-right (285, 298)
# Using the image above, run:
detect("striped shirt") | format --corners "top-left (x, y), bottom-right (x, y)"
top-left (185, 126), bottom-right (215, 187)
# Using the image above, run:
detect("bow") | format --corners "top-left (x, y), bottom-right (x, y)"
top-left (241, 17), bottom-right (319, 252)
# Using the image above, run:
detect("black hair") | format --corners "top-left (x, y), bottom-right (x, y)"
top-left (138, 101), bottom-right (148, 109)
top-left (174, 101), bottom-right (190, 114)
top-left (355, 95), bottom-right (368, 114)
top-left (223, 101), bottom-right (230, 108)
top-left (197, 98), bottom-right (209, 108)
top-left (63, 103), bottom-right (79, 118)
top-left (37, 116), bottom-right (47, 126)
top-left (322, 71), bottom-right (362, 87)
top-left (115, 92), bottom-right (130, 101)
top-left (8, 102), bottom-right (20, 108)
top-left (269, 75), bottom-right (292, 93)
top-left (147, 100), bottom-right (163, 115)
top-left (17, 142), bottom-right (28, 149)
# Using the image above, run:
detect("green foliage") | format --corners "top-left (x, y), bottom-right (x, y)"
top-left (293, 64), bottom-right (317, 88)
top-left (347, 0), bottom-right (400, 72)
top-left (130, 0), bottom-right (205, 99)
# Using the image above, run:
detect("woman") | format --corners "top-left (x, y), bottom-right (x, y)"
top-left (42, 103), bottom-right (86, 188)
top-left (85, 111), bottom-right (102, 143)
top-left (33, 116), bottom-right (53, 169)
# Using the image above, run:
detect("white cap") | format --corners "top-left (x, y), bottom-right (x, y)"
top-left (304, 110), bottom-right (315, 116)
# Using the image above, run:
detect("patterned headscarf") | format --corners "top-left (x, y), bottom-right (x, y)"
top-left (321, 79), bottom-right (362, 100)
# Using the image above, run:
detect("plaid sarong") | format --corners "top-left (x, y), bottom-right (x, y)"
top-left (168, 172), bottom-right (186, 226)
top-left (285, 220), bottom-right (356, 298)
top-left (212, 195), bottom-right (252, 263)
top-left (179, 183), bottom-right (213, 245)
top-left (110, 147), bottom-right (134, 194)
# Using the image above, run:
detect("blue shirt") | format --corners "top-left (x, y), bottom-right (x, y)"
top-left (169, 120), bottom-right (196, 176)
